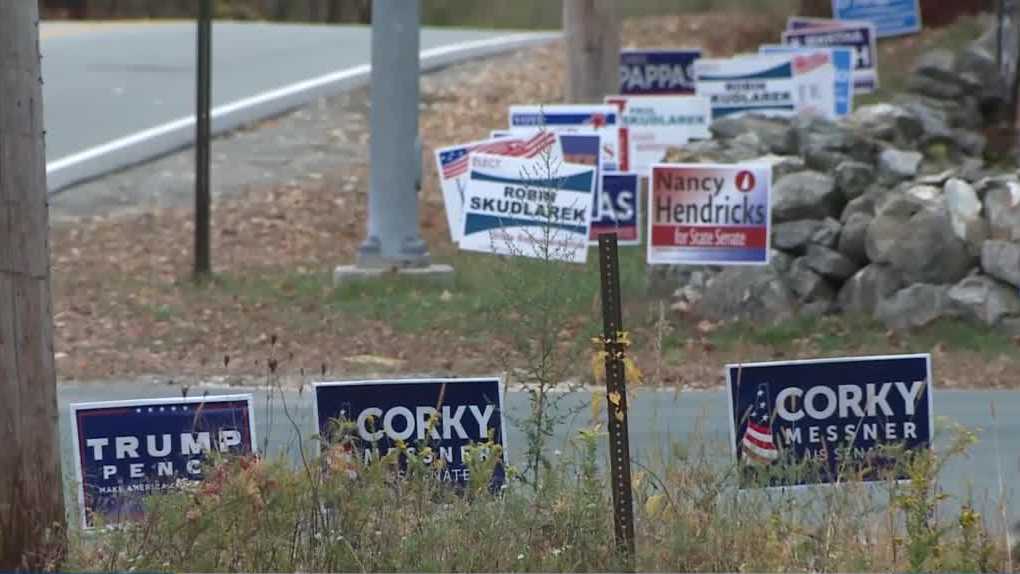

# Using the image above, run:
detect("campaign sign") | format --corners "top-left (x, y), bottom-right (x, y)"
top-left (760, 45), bottom-right (854, 118)
top-left (648, 163), bottom-right (771, 265)
top-left (70, 395), bottom-right (256, 528)
top-left (508, 105), bottom-right (620, 171)
top-left (694, 55), bottom-right (799, 120)
top-left (604, 96), bottom-right (631, 172)
top-left (726, 354), bottom-right (933, 488)
top-left (592, 173), bottom-right (641, 245)
top-left (435, 131), bottom-right (559, 243)
top-left (615, 95), bottom-right (712, 175)
top-left (461, 152), bottom-right (595, 263)
top-left (619, 49), bottom-right (703, 95)
top-left (833, 0), bottom-right (922, 38)
top-left (314, 378), bottom-right (506, 487)
top-left (782, 22), bottom-right (879, 93)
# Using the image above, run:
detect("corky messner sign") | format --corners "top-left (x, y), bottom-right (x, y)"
top-left (460, 152), bottom-right (596, 263)
top-left (619, 49), bottom-right (702, 95)
top-left (726, 354), bottom-right (933, 488)
top-left (648, 163), bottom-right (771, 265)
top-left (70, 395), bottom-right (256, 528)
top-left (314, 378), bottom-right (507, 487)
top-left (508, 105), bottom-right (620, 171)
top-left (694, 55), bottom-right (800, 120)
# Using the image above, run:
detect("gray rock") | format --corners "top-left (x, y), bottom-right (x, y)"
top-left (697, 265), bottom-right (796, 324)
top-left (866, 203), bottom-right (975, 284)
top-left (908, 73), bottom-right (965, 100)
top-left (984, 182), bottom-right (1020, 241)
top-left (834, 161), bottom-right (875, 200)
top-left (944, 178), bottom-right (987, 254)
top-left (804, 244), bottom-right (860, 282)
top-left (916, 169), bottom-right (957, 187)
top-left (841, 191), bottom-right (880, 222)
top-left (773, 220), bottom-right (824, 254)
top-left (663, 140), bottom-right (727, 163)
top-left (749, 154), bottom-right (806, 181)
top-left (956, 158), bottom-right (988, 182)
top-left (893, 95), bottom-right (954, 139)
top-left (787, 257), bottom-right (836, 303)
top-left (947, 274), bottom-right (1020, 325)
top-left (981, 240), bottom-right (1020, 288)
top-left (773, 171), bottom-right (841, 222)
top-left (837, 212), bottom-right (872, 265)
top-left (770, 249), bottom-right (794, 274)
top-left (811, 217), bottom-right (841, 248)
top-left (875, 284), bottom-right (956, 330)
top-left (804, 148), bottom-right (852, 172)
top-left (904, 184), bottom-right (943, 206)
top-left (913, 49), bottom-right (958, 84)
top-left (953, 129), bottom-right (987, 157)
top-left (709, 115), bottom-right (796, 155)
top-left (838, 264), bottom-right (905, 316)
top-left (878, 148), bottom-right (924, 182)
top-left (847, 103), bottom-right (924, 147)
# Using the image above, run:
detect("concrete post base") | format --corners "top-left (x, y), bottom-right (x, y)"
top-left (333, 263), bottom-right (455, 285)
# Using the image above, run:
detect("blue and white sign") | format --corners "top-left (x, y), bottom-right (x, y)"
top-left (761, 45), bottom-right (855, 118)
top-left (619, 49), bottom-right (703, 95)
top-left (314, 378), bottom-right (507, 487)
top-left (726, 354), bottom-right (933, 488)
top-left (694, 55), bottom-right (799, 120)
top-left (783, 22), bottom-right (879, 93)
top-left (70, 395), bottom-right (256, 528)
top-left (508, 105), bottom-right (621, 171)
top-left (460, 152), bottom-right (596, 263)
top-left (592, 172), bottom-right (641, 245)
top-left (833, 0), bottom-right (921, 38)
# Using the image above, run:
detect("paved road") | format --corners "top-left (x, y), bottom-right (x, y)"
top-left (40, 21), bottom-right (556, 191)
top-left (57, 382), bottom-right (1020, 520)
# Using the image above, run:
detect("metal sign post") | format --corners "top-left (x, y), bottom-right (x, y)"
top-left (597, 233), bottom-right (636, 566)
top-left (194, 0), bottom-right (212, 278)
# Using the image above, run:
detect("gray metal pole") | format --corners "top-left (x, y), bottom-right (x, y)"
top-left (357, 0), bottom-right (430, 268)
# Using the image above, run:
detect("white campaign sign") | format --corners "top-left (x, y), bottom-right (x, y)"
top-left (610, 95), bottom-right (711, 175)
top-left (694, 55), bottom-right (800, 121)
top-left (460, 153), bottom-right (595, 263)
top-left (507, 105), bottom-right (621, 171)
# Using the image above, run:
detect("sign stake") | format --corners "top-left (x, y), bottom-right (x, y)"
top-left (597, 233), bottom-right (636, 566)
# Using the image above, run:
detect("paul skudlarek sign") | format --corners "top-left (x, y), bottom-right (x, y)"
top-left (614, 95), bottom-right (711, 175)
top-left (508, 104), bottom-right (621, 171)
top-left (619, 49), bottom-right (702, 95)
top-left (314, 378), bottom-right (507, 487)
top-left (727, 354), bottom-right (933, 488)
top-left (460, 152), bottom-right (596, 263)
top-left (694, 55), bottom-right (800, 120)
top-left (648, 163), bottom-right (771, 265)
top-left (71, 395), bottom-right (256, 528)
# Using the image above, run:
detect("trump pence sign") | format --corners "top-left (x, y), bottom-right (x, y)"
top-left (71, 395), bottom-right (256, 528)
top-left (727, 354), bottom-right (933, 488)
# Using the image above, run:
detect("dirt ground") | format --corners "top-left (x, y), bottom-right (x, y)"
top-left (49, 11), bottom-right (1020, 389)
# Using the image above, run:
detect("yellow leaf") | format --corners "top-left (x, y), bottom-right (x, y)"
top-left (615, 408), bottom-right (625, 423)
top-left (645, 494), bottom-right (667, 517)
top-left (590, 351), bottom-right (608, 383)
top-left (623, 357), bottom-right (643, 386)
top-left (608, 391), bottom-right (621, 407)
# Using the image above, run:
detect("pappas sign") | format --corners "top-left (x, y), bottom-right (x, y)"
top-left (619, 49), bottom-right (702, 95)
top-left (591, 173), bottom-right (640, 245)
top-left (314, 378), bottom-right (506, 487)
top-left (726, 355), bottom-right (933, 488)
top-left (648, 162), bottom-right (771, 265)
top-left (71, 395), bottom-right (256, 528)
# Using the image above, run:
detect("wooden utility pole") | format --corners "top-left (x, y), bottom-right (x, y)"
top-left (798, 0), bottom-right (830, 17)
top-left (0, 1), bottom-right (67, 569)
top-left (563, 0), bottom-right (619, 102)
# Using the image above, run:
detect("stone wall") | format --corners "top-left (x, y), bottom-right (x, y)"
top-left (661, 17), bottom-right (1020, 333)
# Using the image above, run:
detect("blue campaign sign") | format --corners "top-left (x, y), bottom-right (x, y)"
top-left (726, 354), bottom-right (933, 488)
top-left (591, 172), bottom-right (640, 245)
top-left (314, 378), bottom-right (507, 487)
top-left (619, 49), bottom-right (702, 95)
top-left (70, 395), bottom-right (256, 528)
top-left (782, 22), bottom-right (879, 93)
top-left (833, 0), bottom-right (922, 38)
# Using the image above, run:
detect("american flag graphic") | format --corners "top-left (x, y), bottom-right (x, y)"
top-left (741, 383), bottom-right (779, 465)
top-left (439, 131), bottom-right (557, 179)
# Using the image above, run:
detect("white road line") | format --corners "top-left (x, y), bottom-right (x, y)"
top-left (45, 32), bottom-right (557, 181)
